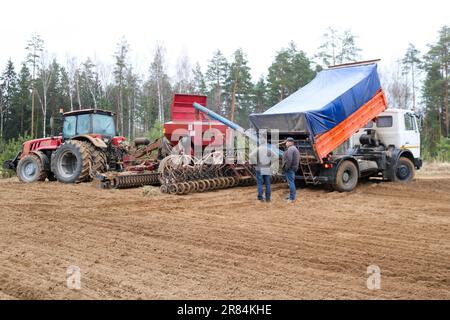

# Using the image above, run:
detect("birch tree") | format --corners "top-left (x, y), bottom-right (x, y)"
top-left (175, 52), bottom-right (194, 93)
top-left (36, 53), bottom-right (53, 137)
top-left (316, 27), bottom-right (361, 66)
top-left (113, 37), bottom-right (129, 133)
top-left (25, 33), bottom-right (44, 138)
top-left (65, 56), bottom-right (77, 111)
top-left (150, 43), bottom-right (168, 125)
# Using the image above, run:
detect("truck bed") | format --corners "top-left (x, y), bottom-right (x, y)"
top-left (314, 89), bottom-right (387, 160)
top-left (249, 63), bottom-right (386, 162)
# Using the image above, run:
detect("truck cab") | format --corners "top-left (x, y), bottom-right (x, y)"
top-left (352, 108), bottom-right (422, 168)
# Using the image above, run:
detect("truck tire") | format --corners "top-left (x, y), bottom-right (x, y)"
top-left (394, 157), bottom-right (415, 183)
top-left (16, 154), bottom-right (47, 183)
top-left (51, 140), bottom-right (92, 183)
top-left (333, 160), bottom-right (358, 192)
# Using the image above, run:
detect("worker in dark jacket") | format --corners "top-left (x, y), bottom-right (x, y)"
top-left (282, 137), bottom-right (300, 202)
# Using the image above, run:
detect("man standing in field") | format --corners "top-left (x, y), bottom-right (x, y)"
top-left (283, 137), bottom-right (300, 203)
top-left (250, 136), bottom-right (278, 203)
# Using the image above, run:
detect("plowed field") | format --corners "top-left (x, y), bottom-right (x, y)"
top-left (0, 163), bottom-right (449, 299)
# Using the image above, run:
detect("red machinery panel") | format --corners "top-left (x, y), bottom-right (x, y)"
top-left (164, 94), bottom-right (228, 148)
top-left (171, 94), bottom-right (208, 121)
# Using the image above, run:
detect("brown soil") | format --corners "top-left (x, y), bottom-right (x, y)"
top-left (0, 164), bottom-right (449, 300)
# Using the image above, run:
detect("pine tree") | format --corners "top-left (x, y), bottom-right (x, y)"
top-left (226, 48), bottom-right (253, 124)
top-left (267, 42), bottom-right (315, 106)
top-left (47, 61), bottom-right (70, 124)
top-left (435, 26), bottom-right (450, 137)
top-left (424, 25), bottom-right (450, 138)
top-left (422, 62), bottom-right (444, 157)
top-left (13, 64), bottom-right (32, 137)
top-left (205, 50), bottom-right (228, 115)
top-left (0, 60), bottom-right (18, 140)
top-left (253, 76), bottom-right (268, 114)
top-left (192, 62), bottom-right (207, 95)
top-left (267, 48), bottom-right (290, 104)
top-left (81, 58), bottom-right (100, 110)
top-left (402, 43), bottom-right (421, 111)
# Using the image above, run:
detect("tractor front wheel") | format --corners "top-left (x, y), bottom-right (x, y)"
top-left (51, 140), bottom-right (92, 183)
top-left (16, 154), bottom-right (47, 183)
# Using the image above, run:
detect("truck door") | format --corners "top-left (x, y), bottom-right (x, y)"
top-left (402, 112), bottom-right (420, 158)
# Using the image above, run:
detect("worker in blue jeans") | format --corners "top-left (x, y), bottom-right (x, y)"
top-left (250, 136), bottom-right (278, 202)
top-left (255, 170), bottom-right (271, 202)
top-left (282, 137), bottom-right (300, 203)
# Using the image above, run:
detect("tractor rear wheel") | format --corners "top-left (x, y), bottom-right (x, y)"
top-left (86, 144), bottom-right (107, 175)
top-left (17, 153), bottom-right (47, 183)
top-left (51, 140), bottom-right (92, 183)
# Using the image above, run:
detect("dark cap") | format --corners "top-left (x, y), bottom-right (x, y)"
top-left (286, 137), bottom-right (294, 142)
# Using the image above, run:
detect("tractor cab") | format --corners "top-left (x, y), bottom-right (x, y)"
top-left (59, 109), bottom-right (117, 141)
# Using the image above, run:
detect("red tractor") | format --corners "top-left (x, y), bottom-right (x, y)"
top-left (3, 109), bottom-right (128, 183)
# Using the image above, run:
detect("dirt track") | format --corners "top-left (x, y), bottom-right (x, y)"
top-left (0, 164), bottom-right (449, 300)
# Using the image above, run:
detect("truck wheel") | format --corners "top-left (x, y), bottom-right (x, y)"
top-left (333, 160), bottom-right (358, 192)
top-left (394, 157), bottom-right (415, 183)
top-left (16, 154), bottom-right (47, 182)
top-left (51, 140), bottom-right (92, 183)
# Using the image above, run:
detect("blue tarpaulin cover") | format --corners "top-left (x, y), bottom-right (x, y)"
top-left (249, 64), bottom-right (381, 136)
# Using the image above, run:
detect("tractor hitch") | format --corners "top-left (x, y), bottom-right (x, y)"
top-left (3, 152), bottom-right (20, 171)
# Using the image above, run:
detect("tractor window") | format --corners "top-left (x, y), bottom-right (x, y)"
top-left (376, 116), bottom-right (393, 128)
top-left (404, 113), bottom-right (414, 131)
top-left (92, 114), bottom-right (116, 136)
top-left (76, 114), bottom-right (91, 135)
top-left (63, 116), bottom-right (76, 138)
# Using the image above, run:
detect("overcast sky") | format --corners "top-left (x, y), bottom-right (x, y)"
top-left (0, 0), bottom-right (449, 81)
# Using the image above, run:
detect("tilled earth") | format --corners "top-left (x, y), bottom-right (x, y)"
top-left (0, 164), bottom-right (449, 299)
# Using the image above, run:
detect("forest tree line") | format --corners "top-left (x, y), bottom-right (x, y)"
top-left (0, 26), bottom-right (449, 161)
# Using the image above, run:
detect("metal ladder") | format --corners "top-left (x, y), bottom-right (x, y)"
top-left (298, 146), bottom-right (319, 185)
